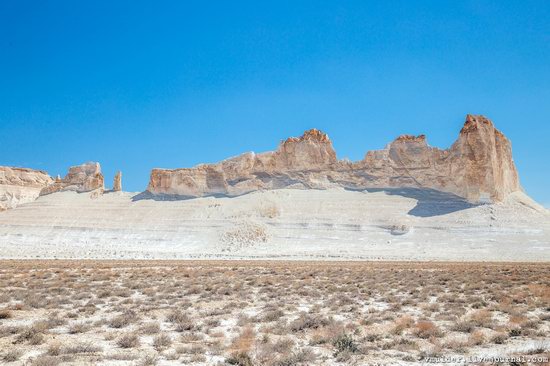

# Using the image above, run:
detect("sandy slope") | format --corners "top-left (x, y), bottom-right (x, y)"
top-left (0, 188), bottom-right (548, 261)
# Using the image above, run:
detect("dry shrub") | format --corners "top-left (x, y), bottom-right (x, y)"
top-left (468, 330), bottom-right (486, 346)
top-left (309, 323), bottom-right (345, 345)
top-left (191, 354), bottom-right (207, 362)
top-left (16, 323), bottom-right (47, 345)
top-left (166, 310), bottom-right (195, 331)
top-left (332, 333), bottom-right (358, 355)
top-left (226, 351), bottom-right (254, 366)
top-left (260, 309), bottom-right (284, 322)
top-left (31, 356), bottom-right (61, 366)
top-left (419, 344), bottom-right (443, 360)
top-left (105, 352), bottom-right (141, 361)
top-left (152, 333), bottom-right (172, 350)
top-left (0, 309), bottom-right (12, 319)
top-left (508, 326), bottom-right (522, 337)
top-left (413, 320), bottom-right (442, 339)
top-left (109, 311), bottom-right (136, 328)
top-left (68, 321), bottom-right (91, 334)
top-left (62, 341), bottom-right (102, 354)
top-left (230, 326), bottom-right (256, 354)
top-left (451, 319), bottom-right (476, 333)
top-left (289, 313), bottom-right (330, 332)
top-left (509, 314), bottom-right (528, 325)
top-left (166, 309), bottom-right (188, 323)
top-left (257, 337), bottom-right (296, 362)
top-left (2, 348), bottom-right (23, 362)
top-left (47, 342), bottom-right (62, 356)
top-left (180, 345), bottom-right (205, 354)
top-left (260, 348), bottom-right (316, 366)
top-left (117, 332), bottom-right (140, 348)
top-left (391, 315), bottom-right (414, 335)
top-left (0, 325), bottom-right (22, 338)
top-left (180, 332), bottom-right (204, 343)
top-left (140, 321), bottom-right (161, 334)
top-left (468, 310), bottom-right (493, 328)
top-left (137, 353), bottom-right (159, 366)
top-left (528, 284), bottom-right (550, 302)
top-left (164, 350), bottom-right (179, 361)
top-left (25, 294), bottom-right (46, 309)
top-left (490, 332), bottom-right (508, 344)
top-left (443, 336), bottom-right (468, 351)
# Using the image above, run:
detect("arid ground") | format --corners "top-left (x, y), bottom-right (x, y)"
top-left (0, 261), bottom-right (549, 365)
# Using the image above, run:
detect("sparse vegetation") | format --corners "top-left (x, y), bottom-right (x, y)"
top-left (0, 260), bottom-right (548, 364)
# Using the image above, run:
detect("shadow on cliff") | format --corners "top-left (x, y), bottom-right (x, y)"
top-left (131, 191), bottom-right (230, 201)
top-left (132, 187), bottom-right (480, 218)
top-left (361, 188), bottom-right (480, 217)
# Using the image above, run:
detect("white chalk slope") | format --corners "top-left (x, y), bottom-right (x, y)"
top-left (0, 188), bottom-right (549, 261)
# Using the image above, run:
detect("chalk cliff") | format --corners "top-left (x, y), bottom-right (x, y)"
top-left (0, 167), bottom-right (53, 211)
top-left (0, 162), bottom-right (106, 210)
top-left (40, 162), bottom-right (105, 196)
top-left (147, 115), bottom-right (521, 203)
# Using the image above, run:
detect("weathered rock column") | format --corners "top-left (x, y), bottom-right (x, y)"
top-left (113, 171), bottom-right (122, 192)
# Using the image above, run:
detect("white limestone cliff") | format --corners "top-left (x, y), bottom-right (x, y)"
top-left (0, 167), bottom-right (53, 211)
top-left (40, 162), bottom-right (104, 196)
top-left (147, 115), bottom-right (521, 203)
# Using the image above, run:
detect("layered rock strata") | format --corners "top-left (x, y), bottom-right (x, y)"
top-left (0, 167), bottom-right (53, 211)
top-left (147, 115), bottom-right (521, 203)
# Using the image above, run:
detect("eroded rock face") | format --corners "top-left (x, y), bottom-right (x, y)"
top-left (148, 128), bottom-right (338, 197)
top-left (40, 162), bottom-right (104, 196)
top-left (450, 115), bottom-right (520, 202)
top-left (147, 116), bottom-right (521, 203)
top-left (0, 167), bottom-right (53, 211)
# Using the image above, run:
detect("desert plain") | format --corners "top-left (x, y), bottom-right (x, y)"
top-left (0, 261), bottom-right (549, 366)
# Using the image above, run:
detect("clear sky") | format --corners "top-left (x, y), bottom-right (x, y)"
top-left (1, 1), bottom-right (549, 206)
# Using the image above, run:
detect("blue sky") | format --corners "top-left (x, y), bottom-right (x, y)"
top-left (1, 1), bottom-right (549, 206)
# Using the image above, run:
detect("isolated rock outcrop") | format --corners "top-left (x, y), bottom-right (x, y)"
top-left (147, 115), bottom-right (521, 203)
top-left (0, 167), bottom-right (53, 211)
top-left (113, 171), bottom-right (122, 192)
top-left (40, 162), bottom-right (105, 196)
top-left (450, 115), bottom-right (520, 202)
